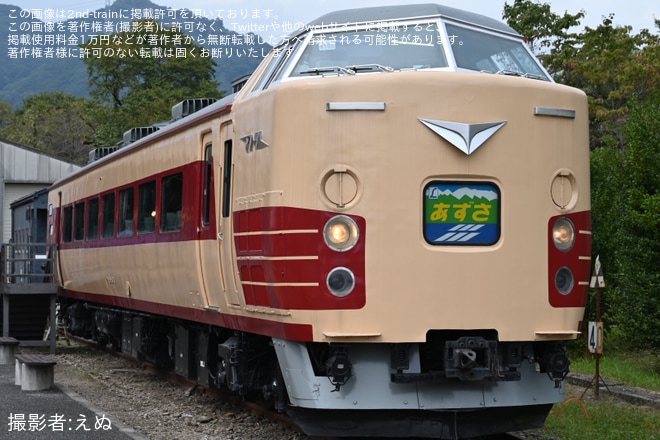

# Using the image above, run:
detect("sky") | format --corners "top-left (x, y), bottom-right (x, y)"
top-left (9, 0), bottom-right (659, 37)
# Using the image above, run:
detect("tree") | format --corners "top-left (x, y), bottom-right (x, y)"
top-left (0, 100), bottom-right (13, 131)
top-left (502, 0), bottom-right (584, 58)
top-left (81, 19), bottom-right (224, 146)
top-left (504, 1), bottom-right (660, 148)
top-left (1, 92), bottom-right (97, 164)
top-left (592, 95), bottom-right (660, 349)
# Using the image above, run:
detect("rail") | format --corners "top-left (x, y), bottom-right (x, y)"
top-left (0, 243), bottom-right (57, 285)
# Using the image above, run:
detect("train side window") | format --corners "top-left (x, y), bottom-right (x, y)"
top-left (222, 140), bottom-right (233, 218)
top-left (62, 206), bottom-right (73, 243)
top-left (87, 198), bottom-right (99, 240)
top-left (74, 201), bottom-right (85, 241)
top-left (202, 144), bottom-right (212, 226)
top-left (119, 187), bottom-right (135, 236)
top-left (138, 180), bottom-right (156, 234)
top-left (102, 192), bottom-right (116, 239)
top-left (161, 172), bottom-right (183, 232)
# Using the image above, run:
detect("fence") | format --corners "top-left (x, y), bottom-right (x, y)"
top-left (0, 243), bottom-right (57, 286)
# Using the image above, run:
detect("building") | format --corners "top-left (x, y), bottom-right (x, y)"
top-left (1, 140), bottom-right (80, 244)
top-left (1, 141), bottom-right (80, 352)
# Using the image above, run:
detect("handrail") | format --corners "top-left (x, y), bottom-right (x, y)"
top-left (0, 243), bottom-right (57, 284)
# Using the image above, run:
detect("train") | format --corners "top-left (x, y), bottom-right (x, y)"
top-left (47, 4), bottom-right (591, 439)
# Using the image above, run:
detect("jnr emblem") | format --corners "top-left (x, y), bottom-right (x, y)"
top-left (420, 119), bottom-right (506, 155)
top-left (240, 131), bottom-right (269, 153)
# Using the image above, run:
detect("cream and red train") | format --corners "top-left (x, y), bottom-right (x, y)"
top-left (47, 4), bottom-right (591, 438)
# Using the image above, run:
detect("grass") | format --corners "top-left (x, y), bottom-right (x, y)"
top-left (568, 350), bottom-right (660, 391)
top-left (542, 394), bottom-right (659, 440)
top-left (537, 347), bottom-right (660, 440)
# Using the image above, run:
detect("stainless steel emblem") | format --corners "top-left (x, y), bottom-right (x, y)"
top-left (241, 131), bottom-right (269, 153)
top-left (419, 119), bottom-right (507, 155)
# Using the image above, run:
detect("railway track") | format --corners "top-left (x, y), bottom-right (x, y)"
top-left (52, 334), bottom-right (306, 440)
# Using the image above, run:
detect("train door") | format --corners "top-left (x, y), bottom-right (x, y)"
top-left (53, 192), bottom-right (65, 288)
top-left (219, 122), bottom-right (242, 306)
top-left (197, 126), bottom-right (242, 309)
top-left (197, 132), bottom-right (225, 309)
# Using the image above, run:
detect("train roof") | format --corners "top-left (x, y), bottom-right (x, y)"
top-left (49, 94), bottom-right (237, 190)
top-left (306, 3), bottom-right (519, 36)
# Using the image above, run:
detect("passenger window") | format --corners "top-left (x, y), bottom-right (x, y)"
top-left (161, 173), bottom-right (183, 232)
top-left (88, 198), bottom-right (99, 240)
top-left (74, 202), bottom-right (85, 241)
top-left (138, 181), bottom-right (156, 234)
top-left (63, 206), bottom-right (73, 243)
top-left (119, 188), bottom-right (135, 236)
top-left (102, 193), bottom-right (116, 239)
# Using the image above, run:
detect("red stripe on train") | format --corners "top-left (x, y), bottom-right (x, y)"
top-left (234, 207), bottom-right (366, 310)
top-left (548, 210), bottom-right (592, 308)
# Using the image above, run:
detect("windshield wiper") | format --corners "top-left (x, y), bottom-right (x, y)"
top-left (496, 69), bottom-right (523, 77)
top-left (523, 73), bottom-right (549, 81)
top-left (299, 66), bottom-right (355, 76)
top-left (492, 69), bottom-right (549, 81)
top-left (346, 64), bottom-right (394, 73)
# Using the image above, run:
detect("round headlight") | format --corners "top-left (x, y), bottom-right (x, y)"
top-left (552, 217), bottom-right (575, 252)
top-left (555, 267), bottom-right (574, 295)
top-left (326, 267), bottom-right (355, 297)
top-left (324, 215), bottom-right (359, 252)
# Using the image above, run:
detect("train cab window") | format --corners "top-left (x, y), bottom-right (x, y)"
top-left (444, 23), bottom-right (549, 79)
top-left (87, 198), bottom-right (99, 240)
top-left (74, 201), bottom-right (85, 241)
top-left (161, 173), bottom-right (183, 232)
top-left (102, 192), bottom-right (116, 239)
top-left (256, 38), bottom-right (302, 90)
top-left (62, 206), bottom-right (73, 243)
top-left (287, 24), bottom-right (448, 78)
top-left (119, 188), bottom-right (135, 236)
top-left (138, 181), bottom-right (156, 234)
top-left (202, 145), bottom-right (212, 226)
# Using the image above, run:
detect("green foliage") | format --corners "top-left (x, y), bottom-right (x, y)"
top-left (589, 96), bottom-right (660, 349)
top-left (504, 1), bottom-right (660, 148)
top-left (0, 92), bottom-right (97, 164)
top-left (80, 19), bottom-right (224, 146)
top-left (558, 21), bottom-right (659, 149)
top-left (505, 1), bottom-right (660, 350)
top-left (0, 99), bottom-right (13, 130)
top-left (603, 96), bottom-right (660, 349)
top-left (502, 0), bottom-right (585, 56)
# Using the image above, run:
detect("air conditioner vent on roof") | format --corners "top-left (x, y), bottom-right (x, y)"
top-left (123, 126), bottom-right (161, 144)
top-left (88, 146), bottom-right (118, 164)
top-left (172, 98), bottom-right (218, 120)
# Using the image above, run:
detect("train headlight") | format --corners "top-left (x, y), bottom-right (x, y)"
top-left (552, 217), bottom-right (575, 252)
top-left (324, 215), bottom-right (359, 252)
top-left (327, 267), bottom-right (355, 297)
top-left (555, 267), bottom-right (574, 295)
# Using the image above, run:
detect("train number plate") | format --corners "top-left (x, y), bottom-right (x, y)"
top-left (423, 182), bottom-right (500, 246)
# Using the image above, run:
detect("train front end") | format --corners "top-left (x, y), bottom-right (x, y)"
top-left (231, 5), bottom-right (590, 438)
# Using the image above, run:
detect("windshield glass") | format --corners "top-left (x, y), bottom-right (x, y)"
top-left (290, 23), bottom-right (449, 76)
top-left (446, 23), bottom-right (548, 79)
